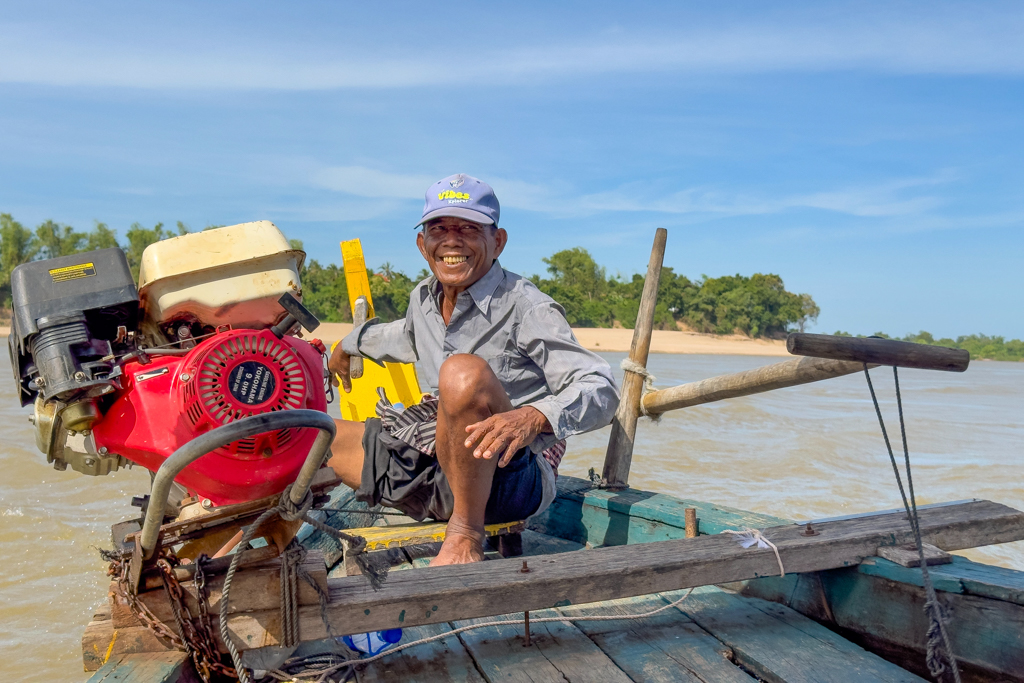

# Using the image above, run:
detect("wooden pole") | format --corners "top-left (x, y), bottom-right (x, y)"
top-left (787, 333), bottom-right (969, 372)
top-left (601, 228), bottom-right (667, 489)
top-left (641, 356), bottom-right (871, 415)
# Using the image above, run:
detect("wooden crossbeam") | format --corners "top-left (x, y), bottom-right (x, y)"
top-left (222, 499), bottom-right (1024, 649)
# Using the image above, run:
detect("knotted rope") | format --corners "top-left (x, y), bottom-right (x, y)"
top-left (864, 364), bottom-right (961, 683)
top-left (620, 358), bottom-right (661, 422)
top-left (720, 528), bottom-right (786, 577)
top-left (221, 484), bottom-right (379, 683)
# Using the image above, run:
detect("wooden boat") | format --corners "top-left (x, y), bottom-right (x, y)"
top-left (85, 475), bottom-right (1024, 682)
top-left (82, 231), bottom-right (1024, 682)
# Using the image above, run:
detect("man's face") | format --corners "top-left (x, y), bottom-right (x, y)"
top-left (417, 216), bottom-right (507, 291)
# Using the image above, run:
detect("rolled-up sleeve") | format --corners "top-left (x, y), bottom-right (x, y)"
top-left (517, 302), bottom-right (619, 442)
top-left (341, 317), bottom-right (418, 364)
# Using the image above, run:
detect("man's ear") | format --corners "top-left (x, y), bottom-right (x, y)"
top-left (492, 227), bottom-right (508, 259)
top-left (416, 230), bottom-right (429, 261)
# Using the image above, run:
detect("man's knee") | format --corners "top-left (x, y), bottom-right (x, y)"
top-left (438, 354), bottom-right (498, 411)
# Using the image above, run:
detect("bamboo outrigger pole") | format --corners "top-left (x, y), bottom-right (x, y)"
top-left (599, 226), bottom-right (970, 490)
top-left (601, 228), bottom-right (667, 489)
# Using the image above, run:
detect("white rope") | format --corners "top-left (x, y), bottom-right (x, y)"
top-left (620, 358), bottom-right (661, 422)
top-left (720, 528), bottom-right (786, 577)
top-left (290, 588), bottom-right (695, 682)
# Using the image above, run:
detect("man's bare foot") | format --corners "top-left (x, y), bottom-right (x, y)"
top-left (430, 524), bottom-right (486, 566)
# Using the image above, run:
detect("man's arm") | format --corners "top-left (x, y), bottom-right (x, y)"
top-left (517, 302), bottom-right (619, 441)
top-left (329, 317), bottom-right (417, 392)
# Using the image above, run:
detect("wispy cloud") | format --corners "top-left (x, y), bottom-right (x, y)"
top-left (308, 163), bottom-right (957, 222)
top-left (2, 6), bottom-right (1024, 89)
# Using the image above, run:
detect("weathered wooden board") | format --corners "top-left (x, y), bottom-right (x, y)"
top-left (876, 543), bottom-right (951, 567)
top-left (355, 622), bottom-right (485, 683)
top-left (222, 498), bottom-right (1024, 648)
top-left (454, 609), bottom-right (633, 683)
top-left (529, 476), bottom-right (790, 546)
top-left (86, 652), bottom-right (191, 682)
top-left (111, 551), bottom-right (328, 627)
top-left (743, 560), bottom-right (1024, 681)
top-left (82, 609), bottom-right (176, 672)
top-left (561, 594), bottom-right (755, 682)
top-left (857, 557), bottom-right (965, 592)
top-left (676, 587), bottom-right (925, 683)
top-left (351, 519), bottom-right (525, 551)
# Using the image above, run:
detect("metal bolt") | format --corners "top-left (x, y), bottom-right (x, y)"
top-left (98, 447), bottom-right (108, 455)
top-left (83, 458), bottom-right (95, 467)
top-left (177, 324), bottom-right (191, 339)
top-left (179, 372), bottom-right (191, 382)
top-left (35, 377), bottom-right (45, 387)
top-left (74, 371), bottom-right (86, 382)
top-left (201, 498), bottom-right (213, 509)
top-left (520, 560), bottom-right (530, 573)
top-left (802, 522), bottom-right (819, 537)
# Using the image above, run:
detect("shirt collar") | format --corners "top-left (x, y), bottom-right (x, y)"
top-left (424, 260), bottom-right (504, 316)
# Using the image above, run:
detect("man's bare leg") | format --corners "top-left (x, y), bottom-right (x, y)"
top-left (326, 418), bottom-right (367, 490)
top-left (432, 354), bottom-right (513, 566)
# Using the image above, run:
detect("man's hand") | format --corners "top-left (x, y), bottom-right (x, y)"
top-left (328, 343), bottom-right (352, 393)
top-left (464, 406), bottom-right (551, 467)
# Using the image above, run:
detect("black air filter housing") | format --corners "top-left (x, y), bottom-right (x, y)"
top-left (9, 248), bottom-right (139, 405)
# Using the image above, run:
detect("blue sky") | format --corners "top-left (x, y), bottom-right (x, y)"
top-left (1, 1), bottom-right (1022, 338)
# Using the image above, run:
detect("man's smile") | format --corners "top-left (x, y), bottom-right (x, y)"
top-left (441, 255), bottom-right (469, 265)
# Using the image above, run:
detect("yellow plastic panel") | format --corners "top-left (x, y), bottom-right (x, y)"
top-left (333, 341), bottom-right (423, 421)
top-left (336, 237), bottom-right (422, 420)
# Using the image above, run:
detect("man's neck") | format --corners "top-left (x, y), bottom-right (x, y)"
top-left (439, 284), bottom-right (466, 325)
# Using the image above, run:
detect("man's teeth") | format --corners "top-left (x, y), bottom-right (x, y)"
top-left (442, 255), bottom-right (468, 265)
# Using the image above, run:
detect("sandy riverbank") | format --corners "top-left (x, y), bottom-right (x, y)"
top-left (0, 324), bottom-right (789, 356)
top-left (313, 324), bottom-right (789, 356)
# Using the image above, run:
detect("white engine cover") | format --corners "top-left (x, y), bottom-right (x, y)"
top-left (138, 221), bottom-right (305, 333)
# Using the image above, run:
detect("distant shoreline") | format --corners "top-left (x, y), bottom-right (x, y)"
top-left (0, 324), bottom-right (790, 356)
top-left (311, 323), bottom-right (791, 357)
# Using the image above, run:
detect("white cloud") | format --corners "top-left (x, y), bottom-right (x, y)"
top-left (308, 162), bottom-right (957, 222)
top-left (2, 6), bottom-right (1024, 89)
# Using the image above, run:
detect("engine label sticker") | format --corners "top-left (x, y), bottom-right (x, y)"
top-left (228, 361), bottom-right (276, 405)
top-left (48, 262), bottom-right (96, 283)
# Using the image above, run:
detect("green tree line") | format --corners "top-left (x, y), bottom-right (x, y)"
top-left (2, 214), bottom-right (1019, 360)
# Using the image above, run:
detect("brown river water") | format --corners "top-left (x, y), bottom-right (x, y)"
top-left (1, 349), bottom-right (1021, 681)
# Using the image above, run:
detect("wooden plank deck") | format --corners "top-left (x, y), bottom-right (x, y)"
top-left (223, 498), bottom-right (1024, 646)
top-left (344, 582), bottom-right (925, 682)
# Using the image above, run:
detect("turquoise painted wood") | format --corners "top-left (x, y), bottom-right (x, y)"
top-left (560, 594), bottom-right (755, 682)
top-left (86, 652), bottom-right (188, 683)
top-left (354, 622), bottom-right (485, 683)
top-left (529, 476), bottom-right (791, 547)
top-left (453, 608), bottom-right (633, 683)
top-left (858, 557), bottom-right (966, 593)
top-left (673, 586), bottom-right (925, 683)
top-left (743, 563), bottom-right (1024, 680)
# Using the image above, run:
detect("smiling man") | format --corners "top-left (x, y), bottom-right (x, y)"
top-left (326, 174), bottom-right (618, 565)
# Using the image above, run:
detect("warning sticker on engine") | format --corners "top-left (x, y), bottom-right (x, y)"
top-left (228, 361), bottom-right (276, 405)
top-left (49, 262), bottom-right (96, 283)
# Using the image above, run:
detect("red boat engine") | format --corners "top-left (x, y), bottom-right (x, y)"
top-left (92, 328), bottom-right (328, 505)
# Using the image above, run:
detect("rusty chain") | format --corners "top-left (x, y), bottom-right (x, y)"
top-left (108, 553), bottom-right (185, 649)
top-left (106, 550), bottom-right (236, 681)
top-left (157, 555), bottom-right (238, 681)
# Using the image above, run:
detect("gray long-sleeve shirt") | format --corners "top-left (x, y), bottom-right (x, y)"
top-left (341, 260), bottom-right (619, 453)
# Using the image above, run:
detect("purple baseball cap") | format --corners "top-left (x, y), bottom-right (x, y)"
top-left (416, 173), bottom-right (500, 228)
